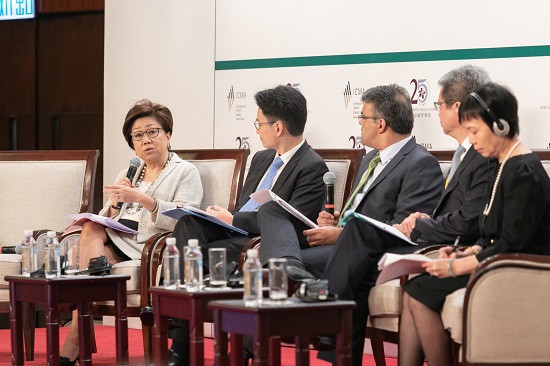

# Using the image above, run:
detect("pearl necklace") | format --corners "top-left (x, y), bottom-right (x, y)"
top-left (483, 139), bottom-right (521, 217)
top-left (127, 153), bottom-right (172, 214)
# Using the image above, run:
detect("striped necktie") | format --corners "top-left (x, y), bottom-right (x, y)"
top-left (338, 153), bottom-right (381, 226)
top-left (239, 157), bottom-right (284, 212)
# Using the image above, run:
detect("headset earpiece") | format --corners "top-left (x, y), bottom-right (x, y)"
top-left (470, 92), bottom-right (510, 137)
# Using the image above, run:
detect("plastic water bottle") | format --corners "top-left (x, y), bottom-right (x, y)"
top-left (44, 231), bottom-right (61, 278)
top-left (20, 230), bottom-right (36, 276)
top-left (34, 234), bottom-right (45, 270)
top-left (243, 249), bottom-right (262, 306)
top-left (163, 237), bottom-right (180, 289)
top-left (184, 239), bottom-right (202, 291)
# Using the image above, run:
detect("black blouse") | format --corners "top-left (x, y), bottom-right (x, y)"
top-left (476, 153), bottom-right (550, 262)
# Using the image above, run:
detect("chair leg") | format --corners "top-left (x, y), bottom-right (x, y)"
top-left (142, 324), bottom-right (153, 365)
top-left (23, 302), bottom-right (36, 361)
top-left (370, 339), bottom-right (387, 366)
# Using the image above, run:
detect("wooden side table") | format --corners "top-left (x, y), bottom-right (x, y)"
top-left (6, 274), bottom-right (130, 366)
top-left (150, 286), bottom-right (245, 366)
top-left (209, 299), bottom-right (356, 366)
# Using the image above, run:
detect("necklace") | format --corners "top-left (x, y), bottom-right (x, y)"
top-left (127, 152), bottom-right (172, 214)
top-left (483, 139), bottom-right (521, 217)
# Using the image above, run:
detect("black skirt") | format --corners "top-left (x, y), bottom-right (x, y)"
top-left (403, 273), bottom-right (469, 312)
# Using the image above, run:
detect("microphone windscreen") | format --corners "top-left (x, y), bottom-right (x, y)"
top-left (129, 157), bottom-right (141, 168)
top-left (323, 171), bottom-right (336, 185)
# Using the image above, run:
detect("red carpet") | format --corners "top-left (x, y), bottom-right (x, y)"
top-left (0, 326), bottom-right (398, 365)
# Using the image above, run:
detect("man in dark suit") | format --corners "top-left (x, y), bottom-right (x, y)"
top-left (313, 67), bottom-right (494, 366)
top-left (396, 65), bottom-right (494, 245)
top-left (167, 85), bottom-right (328, 366)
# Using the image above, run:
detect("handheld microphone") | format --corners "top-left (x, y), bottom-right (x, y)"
top-left (323, 172), bottom-right (336, 215)
top-left (117, 157), bottom-right (142, 208)
top-left (1, 245), bottom-right (22, 254)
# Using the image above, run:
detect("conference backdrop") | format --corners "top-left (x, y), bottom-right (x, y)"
top-left (105, 0), bottom-right (550, 189)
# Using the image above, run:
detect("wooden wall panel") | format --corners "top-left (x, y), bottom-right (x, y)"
top-left (0, 19), bottom-right (36, 150)
top-left (37, 0), bottom-right (104, 14)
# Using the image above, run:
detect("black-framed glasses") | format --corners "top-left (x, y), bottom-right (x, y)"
top-left (131, 128), bottom-right (162, 141)
top-left (433, 100), bottom-right (458, 111)
top-left (358, 114), bottom-right (380, 123)
top-left (254, 120), bottom-right (276, 130)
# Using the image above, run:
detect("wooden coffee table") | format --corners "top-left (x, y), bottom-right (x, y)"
top-left (150, 286), bottom-right (246, 366)
top-left (6, 274), bottom-right (130, 366)
top-left (209, 298), bottom-right (356, 366)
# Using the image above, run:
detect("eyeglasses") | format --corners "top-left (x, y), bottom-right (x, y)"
top-left (433, 100), bottom-right (458, 111)
top-left (131, 128), bottom-right (162, 141)
top-left (358, 114), bottom-right (380, 123)
top-left (254, 120), bottom-right (276, 130)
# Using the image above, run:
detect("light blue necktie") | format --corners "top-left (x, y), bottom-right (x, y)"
top-left (239, 157), bottom-right (284, 212)
top-left (445, 145), bottom-right (466, 188)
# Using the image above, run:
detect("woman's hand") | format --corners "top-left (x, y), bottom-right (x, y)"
top-left (303, 226), bottom-right (343, 246)
top-left (422, 258), bottom-right (453, 278)
top-left (206, 205), bottom-right (234, 225)
top-left (104, 183), bottom-right (144, 206)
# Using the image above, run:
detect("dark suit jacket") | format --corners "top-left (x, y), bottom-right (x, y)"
top-left (232, 140), bottom-right (328, 235)
top-left (353, 137), bottom-right (443, 225)
top-left (411, 147), bottom-right (494, 245)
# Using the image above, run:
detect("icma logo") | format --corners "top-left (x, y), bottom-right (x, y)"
top-left (343, 81), bottom-right (352, 109)
top-left (227, 86), bottom-right (235, 111)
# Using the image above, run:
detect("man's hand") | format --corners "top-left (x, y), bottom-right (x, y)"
top-left (317, 210), bottom-right (340, 227)
top-left (303, 226), bottom-right (343, 246)
top-left (397, 212), bottom-right (430, 237)
top-left (206, 205), bottom-right (234, 225)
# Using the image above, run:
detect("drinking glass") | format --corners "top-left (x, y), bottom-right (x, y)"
top-left (268, 258), bottom-right (288, 302)
top-left (208, 248), bottom-right (227, 288)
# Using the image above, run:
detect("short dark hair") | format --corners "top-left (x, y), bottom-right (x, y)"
top-left (254, 85), bottom-right (307, 136)
top-left (459, 83), bottom-right (519, 137)
top-left (361, 84), bottom-right (413, 135)
top-left (439, 65), bottom-right (491, 105)
top-left (122, 99), bottom-right (174, 149)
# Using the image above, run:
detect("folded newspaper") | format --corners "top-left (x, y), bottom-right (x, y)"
top-left (162, 206), bottom-right (248, 236)
top-left (68, 213), bottom-right (137, 234)
top-left (375, 252), bottom-right (432, 285)
top-left (249, 189), bottom-right (318, 228)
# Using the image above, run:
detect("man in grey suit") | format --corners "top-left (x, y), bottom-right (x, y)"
top-left (167, 85), bottom-right (328, 366)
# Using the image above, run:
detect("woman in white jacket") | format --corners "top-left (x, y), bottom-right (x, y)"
top-left (60, 99), bottom-right (203, 365)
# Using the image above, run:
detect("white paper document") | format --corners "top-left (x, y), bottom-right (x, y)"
top-left (162, 206), bottom-right (248, 236)
top-left (344, 212), bottom-right (416, 245)
top-left (375, 252), bottom-right (432, 285)
top-left (250, 189), bottom-right (318, 229)
top-left (68, 213), bottom-right (138, 234)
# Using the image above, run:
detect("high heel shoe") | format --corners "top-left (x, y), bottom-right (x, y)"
top-left (60, 355), bottom-right (79, 366)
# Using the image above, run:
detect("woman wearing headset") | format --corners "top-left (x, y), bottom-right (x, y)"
top-left (398, 83), bottom-right (550, 366)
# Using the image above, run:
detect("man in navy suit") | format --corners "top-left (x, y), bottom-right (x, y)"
top-left (167, 85), bottom-right (328, 366)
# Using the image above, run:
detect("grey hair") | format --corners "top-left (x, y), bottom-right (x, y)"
top-left (438, 65), bottom-right (491, 104)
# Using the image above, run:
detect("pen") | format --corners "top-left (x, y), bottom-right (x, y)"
top-left (451, 236), bottom-right (460, 253)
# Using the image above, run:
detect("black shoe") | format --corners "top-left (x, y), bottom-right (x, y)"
top-left (311, 335), bottom-right (336, 351)
top-left (78, 256), bottom-right (111, 276)
top-left (168, 348), bottom-right (189, 366)
top-left (59, 355), bottom-right (79, 366)
top-left (286, 265), bottom-right (316, 282)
